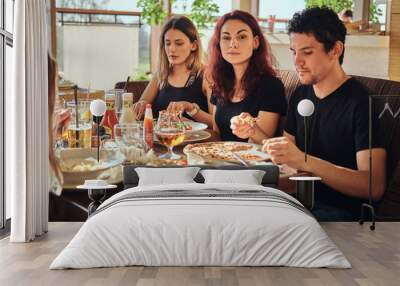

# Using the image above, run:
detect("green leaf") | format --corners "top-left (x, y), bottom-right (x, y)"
top-left (137, 0), bottom-right (168, 26)
top-left (191, 0), bottom-right (220, 29)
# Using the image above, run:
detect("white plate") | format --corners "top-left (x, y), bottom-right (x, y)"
top-left (183, 130), bottom-right (211, 143)
top-left (184, 121), bottom-right (208, 133)
top-left (235, 149), bottom-right (271, 162)
top-left (154, 130), bottom-right (211, 145)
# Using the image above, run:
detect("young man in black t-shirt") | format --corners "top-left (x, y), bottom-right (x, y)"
top-left (262, 7), bottom-right (387, 221)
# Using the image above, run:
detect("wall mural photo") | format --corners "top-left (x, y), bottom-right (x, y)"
top-left (49, 1), bottom-right (398, 228)
top-left (4, 2), bottom-right (400, 285)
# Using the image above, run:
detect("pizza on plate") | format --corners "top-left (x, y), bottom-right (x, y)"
top-left (237, 153), bottom-right (265, 161)
top-left (184, 142), bottom-right (257, 161)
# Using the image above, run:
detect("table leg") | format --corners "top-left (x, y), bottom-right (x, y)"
top-left (87, 188), bottom-right (106, 216)
top-left (296, 181), bottom-right (315, 210)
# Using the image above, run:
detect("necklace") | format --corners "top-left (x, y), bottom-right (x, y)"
top-left (232, 88), bottom-right (245, 102)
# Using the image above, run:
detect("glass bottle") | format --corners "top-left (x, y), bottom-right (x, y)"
top-left (101, 93), bottom-right (119, 139)
top-left (143, 104), bottom-right (154, 150)
top-left (119, 92), bottom-right (136, 124)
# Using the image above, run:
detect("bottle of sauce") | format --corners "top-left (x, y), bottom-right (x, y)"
top-left (119, 92), bottom-right (136, 124)
top-left (101, 93), bottom-right (119, 139)
top-left (143, 104), bottom-right (154, 150)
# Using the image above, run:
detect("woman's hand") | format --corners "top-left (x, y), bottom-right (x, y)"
top-left (54, 109), bottom-right (71, 136)
top-left (167, 101), bottom-right (193, 114)
top-left (133, 100), bottom-right (147, 120)
top-left (230, 112), bottom-right (257, 139)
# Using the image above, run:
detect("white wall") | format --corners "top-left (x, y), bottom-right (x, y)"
top-left (59, 24), bottom-right (391, 92)
top-left (266, 34), bottom-right (390, 79)
top-left (60, 25), bottom-right (139, 90)
top-left (202, 31), bottom-right (390, 79)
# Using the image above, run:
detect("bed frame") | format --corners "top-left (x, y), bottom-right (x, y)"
top-left (123, 165), bottom-right (280, 189)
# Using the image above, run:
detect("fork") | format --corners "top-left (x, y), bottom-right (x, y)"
top-left (232, 152), bottom-right (250, 167)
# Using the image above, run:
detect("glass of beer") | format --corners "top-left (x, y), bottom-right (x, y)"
top-left (66, 100), bottom-right (91, 125)
top-left (65, 100), bottom-right (92, 149)
top-left (67, 123), bottom-right (92, 148)
top-left (155, 111), bottom-right (185, 159)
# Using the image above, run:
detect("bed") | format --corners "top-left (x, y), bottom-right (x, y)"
top-left (50, 166), bottom-right (350, 269)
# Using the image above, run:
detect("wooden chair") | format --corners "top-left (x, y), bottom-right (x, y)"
top-left (114, 80), bottom-right (150, 104)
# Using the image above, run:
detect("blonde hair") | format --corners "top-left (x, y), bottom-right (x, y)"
top-left (158, 16), bottom-right (203, 89)
top-left (48, 54), bottom-right (63, 184)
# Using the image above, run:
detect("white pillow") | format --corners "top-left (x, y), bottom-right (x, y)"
top-left (200, 169), bottom-right (266, 185)
top-left (135, 167), bottom-right (200, 186)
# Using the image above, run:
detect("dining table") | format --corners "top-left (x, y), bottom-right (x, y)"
top-left (61, 128), bottom-right (299, 192)
top-left (52, 129), bottom-right (300, 221)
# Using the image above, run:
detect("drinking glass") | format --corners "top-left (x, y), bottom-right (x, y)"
top-left (67, 123), bottom-right (92, 148)
top-left (155, 110), bottom-right (185, 159)
top-left (66, 100), bottom-right (91, 125)
top-left (65, 100), bottom-right (92, 148)
top-left (106, 89), bottom-right (125, 120)
top-left (114, 123), bottom-right (145, 163)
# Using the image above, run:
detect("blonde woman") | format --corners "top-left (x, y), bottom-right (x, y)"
top-left (134, 16), bottom-right (213, 127)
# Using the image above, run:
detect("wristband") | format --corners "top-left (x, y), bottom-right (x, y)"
top-left (186, 103), bottom-right (200, 117)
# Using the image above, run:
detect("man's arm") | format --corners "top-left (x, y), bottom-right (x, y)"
top-left (303, 148), bottom-right (386, 201)
top-left (263, 132), bottom-right (387, 201)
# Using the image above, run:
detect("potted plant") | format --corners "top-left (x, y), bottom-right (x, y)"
top-left (137, 0), bottom-right (219, 29)
top-left (369, 2), bottom-right (383, 32)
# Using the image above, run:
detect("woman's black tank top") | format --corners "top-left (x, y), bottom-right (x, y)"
top-left (153, 73), bottom-right (208, 119)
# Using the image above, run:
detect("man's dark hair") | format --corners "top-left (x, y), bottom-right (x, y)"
top-left (343, 9), bottom-right (353, 18)
top-left (288, 7), bottom-right (347, 64)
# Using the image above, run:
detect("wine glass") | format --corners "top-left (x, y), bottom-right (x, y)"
top-left (155, 110), bottom-right (186, 159)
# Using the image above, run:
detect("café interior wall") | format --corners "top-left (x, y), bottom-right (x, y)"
top-left (266, 34), bottom-right (390, 79)
top-left (58, 24), bottom-right (390, 91)
top-left (60, 25), bottom-right (140, 91)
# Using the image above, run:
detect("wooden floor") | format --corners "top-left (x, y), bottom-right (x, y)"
top-left (0, 222), bottom-right (399, 286)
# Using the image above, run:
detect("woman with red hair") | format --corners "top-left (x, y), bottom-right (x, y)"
top-left (207, 10), bottom-right (287, 143)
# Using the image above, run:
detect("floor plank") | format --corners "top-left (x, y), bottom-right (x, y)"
top-left (0, 222), bottom-right (399, 286)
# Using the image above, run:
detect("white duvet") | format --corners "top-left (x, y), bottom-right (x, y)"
top-left (50, 183), bottom-right (351, 269)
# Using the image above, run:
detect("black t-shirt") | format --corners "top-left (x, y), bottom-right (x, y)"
top-left (153, 74), bottom-right (208, 119)
top-left (210, 74), bottom-right (287, 141)
top-left (285, 78), bottom-right (384, 217)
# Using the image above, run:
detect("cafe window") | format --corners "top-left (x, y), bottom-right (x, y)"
top-left (259, 0), bottom-right (389, 33)
top-left (55, 0), bottom-right (150, 91)
top-left (375, 0), bottom-right (388, 31)
top-left (1, 0), bottom-right (14, 230)
top-left (171, 0), bottom-right (231, 52)
top-left (51, 1), bottom-right (151, 195)
top-left (259, 0), bottom-right (305, 33)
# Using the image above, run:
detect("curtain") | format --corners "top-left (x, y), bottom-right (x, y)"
top-left (9, 0), bottom-right (49, 242)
